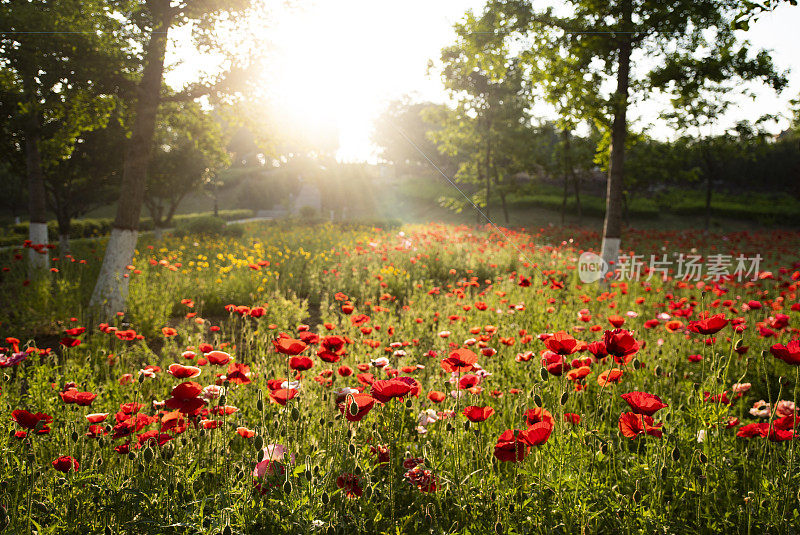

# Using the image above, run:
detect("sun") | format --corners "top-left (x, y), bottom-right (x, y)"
top-left (259, 2), bottom-right (394, 161)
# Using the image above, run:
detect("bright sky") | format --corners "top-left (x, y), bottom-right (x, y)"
top-left (165, 1), bottom-right (800, 163)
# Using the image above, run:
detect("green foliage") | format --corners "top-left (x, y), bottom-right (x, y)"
top-left (145, 102), bottom-right (231, 228)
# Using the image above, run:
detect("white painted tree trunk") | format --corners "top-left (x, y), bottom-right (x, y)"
top-left (600, 237), bottom-right (621, 275)
top-left (59, 234), bottom-right (70, 253)
top-left (28, 222), bottom-right (49, 270)
top-left (154, 226), bottom-right (163, 242)
top-left (89, 229), bottom-right (138, 319)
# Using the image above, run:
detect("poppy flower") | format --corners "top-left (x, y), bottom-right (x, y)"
top-left (289, 356), bottom-right (313, 371)
top-left (586, 341), bottom-right (608, 359)
top-left (770, 341), bottom-right (800, 366)
top-left (273, 338), bottom-right (308, 355)
top-left (206, 351), bottom-right (232, 366)
top-left (12, 410), bottom-right (52, 434)
top-left (60, 337), bottom-right (81, 348)
top-left (494, 430), bottom-right (530, 462)
top-left (737, 422), bottom-right (768, 438)
top-left (544, 331), bottom-right (579, 355)
top-left (427, 390), bottom-right (446, 403)
top-left (524, 407), bottom-right (554, 427)
top-left (338, 393), bottom-right (376, 422)
top-left (618, 412), bottom-right (663, 439)
top-left (336, 473), bottom-right (363, 498)
top-left (52, 456), bottom-right (79, 473)
top-left (86, 413), bottom-right (109, 424)
top-left (226, 362), bottom-right (252, 385)
top-left (168, 363), bottom-right (201, 379)
top-left (608, 315), bottom-right (625, 328)
top-left (603, 329), bottom-right (639, 360)
top-left (597, 369), bottom-right (624, 386)
top-left (688, 314), bottom-right (728, 335)
top-left (371, 378), bottom-right (414, 403)
top-left (269, 388), bottom-right (298, 406)
top-left (463, 405), bottom-right (495, 422)
top-left (564, 413), bottom-right (581, 425)
top-left (318, 336), bottom-right (346, 363)
top-left (521, 421), bottom-right (553, 446)
top-left (59, 389), bottom-right (97, 406)
top-left (162, 327), bottom-right (178, 337)
top-left (440, 348), bottom-right (478, 373)
top-left (237, 427), bottom-right (255, 438)
top-left (621, 392), bottom-right (668, 416)
top-left (165, 381), bottom-right (206, 414)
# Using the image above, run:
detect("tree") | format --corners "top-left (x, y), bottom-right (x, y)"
top-left (0, 0), bottom-right (132, 269)
top-left (485, 0), bottom-right (786, 265)
top-left (652, 30), bottom-right (786, 229)
top-left (431, 11), bottom-right (535, 224)
top-left (45, 110), bottom-right (126, 250)
top-left (89, 0), bottom-right (256, 318)
top-left (144, 102), bottom-right (230, 240)
top-left (372, 97), bottom-right (451, 173)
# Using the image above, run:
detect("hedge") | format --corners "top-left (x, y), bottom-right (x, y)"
top-left (0, 210), bottom-right (254, 247)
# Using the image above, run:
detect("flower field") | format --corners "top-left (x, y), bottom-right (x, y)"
top-left (2, 221), bottom-right (800, 534)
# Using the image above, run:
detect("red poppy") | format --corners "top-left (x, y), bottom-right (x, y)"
top-left (440, 348), bottom-right (478, 373)
top-left (162, 327), bottom-right (178, 337)
top-left (587, 341), bottom-right (608, 359)
top-left (608, 315), bottom-right (625, 328)
top-left (206, 351), bottom-right (232, 365)
top-left (737, 422), bottom-right (768, 438)
top-left (524, 407), bottom-right (554, 427)
top-left (226, 362), bottom-right (252, 385)
top-left (269, 388), bottom-right (298, 405)
top-left (168, 363), bottom-right (201, 379)
top-left (318, 335), bottom-right (346, 363)
top-left (165, 381), bottom-right (206, 414)
top-left (338, 393), bottom-right (376, 422)
top-left (336, 473), bottom-right (363, 498)
top-left (602, 329), bottom-right (639, 360)
top-left (273, 338), bottom-right (308, 355)
top-left (237, 427), bottom-right (255, 438)
top-left (564, 413), bottom-right (581, 425)
top-left (463, 405), bottom-right (495, 422)
top-left (289, 356), bottom-right (314, 371)
top-left (621, 392), bottom-right (668, 416)
top-left (597, 369), bottom-right (624, 386)
top-left (688, 314), bottom-right (728, 335)
top-left (770, 341), bottom-right (800, 366)
top-left (618, 412), bottom-right (663, 439)
top-left (86, 413), bottom-right (108, 424)
top-left (494, 430), bottom-right (530, 462)
top-left (427, 390), bottom-right (446, 403)
top-left (60, 337), bottom-right (81, 348)
top-left (52, 456), bottom-right (79, 473)
top-left (521, 421), bottom-right (553, 446)
top-left (371, 378), bottom-right (413, 403)
top-left (544, 331), bottom-right (579, 355)
top-left (11, 410), bottom-right (52, 434)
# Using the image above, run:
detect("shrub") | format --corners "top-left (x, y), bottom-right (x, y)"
top-left (174, 215), bottom-right (227, 236)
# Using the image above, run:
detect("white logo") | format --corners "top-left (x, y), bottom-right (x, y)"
top-left (578, 252), bottom-right (608, 283)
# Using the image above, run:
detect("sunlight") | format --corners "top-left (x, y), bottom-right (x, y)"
top-left (264, 1), bottom-right (401, 161)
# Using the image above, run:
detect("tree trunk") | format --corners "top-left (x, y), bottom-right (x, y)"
top-left (561, 129), bottom-right (572, 225)
top-left (154, 226), bottom-right (164, 242)
top-left (56, 214), bottom-right (71, 253)
top-left (499, 190), bottom-right (509, 224)
top-left (25, 115), bottom-right (49, 270)
top-left (573, 172), bottom-right (582, 225)
top-left (600, 7), bottom-right (632, 269)
top-left (561, 172), bottom-right (568, 225)
top-left (704, 175), bottom-right (712, 231)
top-left (89, 4), bottom-right (172, 318)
